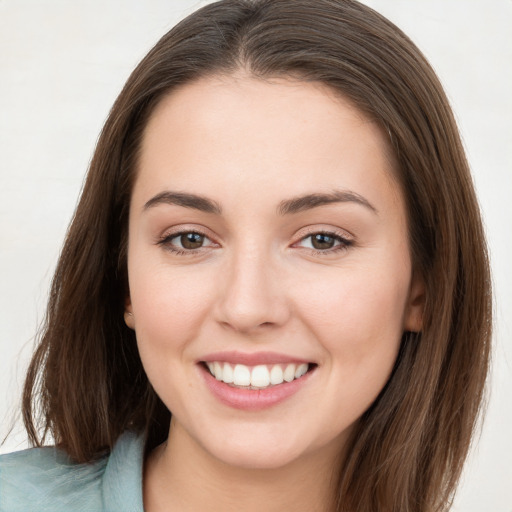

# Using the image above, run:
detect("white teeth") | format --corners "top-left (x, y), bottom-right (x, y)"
top-left (295, 363), bottom-right (308, 378)
top-left (233, 364), bottom-right (251, 386)
top-left (283, 364), bottom-right (296, 382)
top-left (251, 365), bottom-right (270, 388)
top-left (206, 361), bottom-right (310, 388)
top-left (222, 362), bottom-right (234, 384)
top-left (269, 365), bottom-right (284, 385)
top-left (213, 362), bottom-right (223, 380)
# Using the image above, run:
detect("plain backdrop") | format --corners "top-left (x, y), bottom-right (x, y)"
top-left (1, 1), bottom-right (511, 510)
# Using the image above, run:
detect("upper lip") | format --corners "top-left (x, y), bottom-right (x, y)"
top-left (199, 351), bottom-right (312, 366)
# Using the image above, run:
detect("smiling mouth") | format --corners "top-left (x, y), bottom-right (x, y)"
top-left (203, 361), bottom-right (316, 389)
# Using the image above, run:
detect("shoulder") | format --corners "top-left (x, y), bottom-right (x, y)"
top-left (0, 430), bottom-right (144, 512)
top-left (0, 443), bottom-right (106, 511)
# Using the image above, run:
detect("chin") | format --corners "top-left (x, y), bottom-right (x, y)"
top-left (209, 440), bottom-right (307, 470)
top-left (195, 421), bottom-right (347, 472)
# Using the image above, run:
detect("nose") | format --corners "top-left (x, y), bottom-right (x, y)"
top-left (214, 246), bottom-right (291, 334)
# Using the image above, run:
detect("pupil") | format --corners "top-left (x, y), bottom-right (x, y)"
top-left (312, 234), bottom-right (334, 250)
top-left (181, 233), bottom-right (203, 249)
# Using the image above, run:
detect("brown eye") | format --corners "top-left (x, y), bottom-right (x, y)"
top-left (158, 230), bottom-right (216, 254)
top-left (295, 231), bottom-right (352, 254)
top-left (180, 232), bottom-right (205, 249)
top-left (311, 233), bottom-right (337, 250)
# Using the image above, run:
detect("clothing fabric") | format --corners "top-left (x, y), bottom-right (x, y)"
top-left (0, 430), bottom-right (145, 512)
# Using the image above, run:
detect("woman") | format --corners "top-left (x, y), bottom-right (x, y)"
top-left (0, 1), bottom-right (492, 511)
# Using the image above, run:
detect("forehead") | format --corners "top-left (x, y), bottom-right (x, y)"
top-left (133, 73), bottom-right (403, 217)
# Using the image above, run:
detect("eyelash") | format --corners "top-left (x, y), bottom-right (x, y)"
top-left (157, 230), bottom-right (214, 256)
top-left (295, 231), bottom-right (354, 255)
top-left (157, 228), bottom-right (353, 257)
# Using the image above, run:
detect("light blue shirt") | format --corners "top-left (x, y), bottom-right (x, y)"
top-left (0, 430), bottom-right (145, 511)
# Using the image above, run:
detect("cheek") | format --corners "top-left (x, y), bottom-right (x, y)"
top-left (295, 260), bottom-right (409, 386)
top-left (128, 262), bottom-right (214, 361)
top-left (298, 270), bottom-right (408, 437)
top-left (299, 266), bottom-right (407, 337)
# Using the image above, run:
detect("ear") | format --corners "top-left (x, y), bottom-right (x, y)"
top-left (124, 296), bottom-right (135, 330)
top-left (403, 271), bottom-right (425, 333)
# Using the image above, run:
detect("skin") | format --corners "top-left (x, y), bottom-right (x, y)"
top-left (125, 72), bottom-right (424, 511)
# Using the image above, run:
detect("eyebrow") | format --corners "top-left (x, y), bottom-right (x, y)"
top-left (277, 190), bottom-right (377, 216)
top-left (143, 191), bottom-right (222, 214)
top-left (143, 189), bottom-right (377, 216)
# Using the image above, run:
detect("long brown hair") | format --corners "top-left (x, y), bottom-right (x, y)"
top-left (21, 1), bottom-right (492, 510)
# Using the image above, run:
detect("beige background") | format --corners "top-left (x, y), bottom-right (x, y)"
top-left (1, 1), bottom-right (511, 510)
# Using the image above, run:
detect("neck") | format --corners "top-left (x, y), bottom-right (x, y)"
top-left (143, 419), bottom-right (343, 512)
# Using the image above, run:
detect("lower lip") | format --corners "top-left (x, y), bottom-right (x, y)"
top-left (200, 364), bottom-right (315, 411)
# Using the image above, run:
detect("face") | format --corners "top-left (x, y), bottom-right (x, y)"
top-left (125, 73), bottom-right (424, 470)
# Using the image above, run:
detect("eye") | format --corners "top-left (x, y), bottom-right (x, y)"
top-left (296, 231), bottom-right (353, 253)
top-left (158, 230), bottom-right (216, 253)
top-left (173, 232), bottom-right (208, 250)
